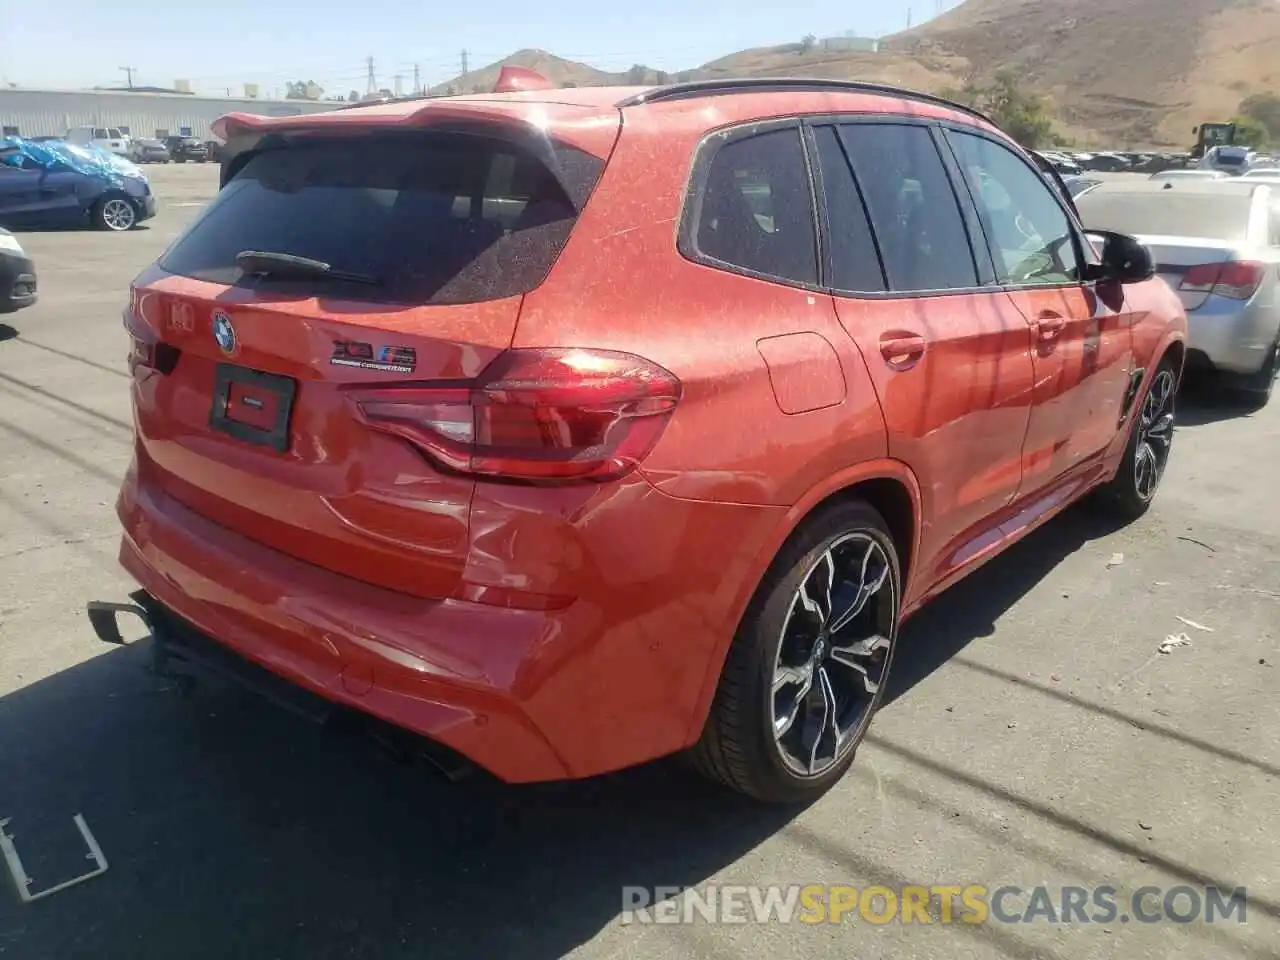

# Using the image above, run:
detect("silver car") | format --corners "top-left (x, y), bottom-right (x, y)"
top-left (1076, 179), bottom-right (1280, 405)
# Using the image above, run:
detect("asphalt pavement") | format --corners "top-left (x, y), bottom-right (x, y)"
top-left (0, 164), bottom-right (1276, 960)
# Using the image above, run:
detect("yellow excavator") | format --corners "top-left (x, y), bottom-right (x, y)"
top-left (1190, 121), bottom-right (1237, 160)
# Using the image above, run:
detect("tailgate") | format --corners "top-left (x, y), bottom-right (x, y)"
top-left (126, 125), bottom-right (608, 599)
top-left (130, 278), bottom-right (516, 600)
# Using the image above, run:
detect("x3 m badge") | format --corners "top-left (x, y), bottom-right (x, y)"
top-left (330, 340), bottom-right (417, 373)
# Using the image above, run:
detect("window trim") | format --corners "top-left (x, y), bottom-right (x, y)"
top-left (803, 122), bottom-right (888, 293)
top-left (938, 123), bottom-right (1095, 292)
top-left (805, 114), bottom-right (992, 299)
top-left (677, 119), bottom-right (826, 293)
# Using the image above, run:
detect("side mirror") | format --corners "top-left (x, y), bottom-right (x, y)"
top-left (1085, 230), bottom-right (1155, 283)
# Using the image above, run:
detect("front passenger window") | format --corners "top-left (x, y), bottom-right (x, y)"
top-left (948, 130), bottom-right (1080, 286)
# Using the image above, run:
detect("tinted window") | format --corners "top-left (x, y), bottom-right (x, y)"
top-left (812, 125), bottom-right (885, 292)
top-left (93, 128), bottom-right (109, 139)
top-left (694, 128), bottom-right (817, 285)
top-left (1076, 192), bottom-right (1253, 243)
top-left (949, 130), bottom-right (1080, 285)
top-left (160, 133), bottom-right (603, 305)
top-left (838, 123), bottom-right (977, 292)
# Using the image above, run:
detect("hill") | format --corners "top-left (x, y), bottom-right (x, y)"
top-left (884, 0), bottom-right (1280, 146)
top-left (431, 0), bottom-right (1280, 147)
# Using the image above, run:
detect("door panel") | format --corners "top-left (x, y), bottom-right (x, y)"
top-left (833, 293), bottom-right (1034, 589)
top-left (1004, 284), bottom-right (1132, 489)
top-left (812, 120), bottom-right (1035, 596)
top-left (943, 127), bottom-right (1134, 495)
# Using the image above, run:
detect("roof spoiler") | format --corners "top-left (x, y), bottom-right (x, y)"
top-left (493, 66), bottom-right (554, 93)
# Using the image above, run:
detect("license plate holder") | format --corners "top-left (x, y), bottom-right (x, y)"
top-left (209, 364), bottom-right (296, 453)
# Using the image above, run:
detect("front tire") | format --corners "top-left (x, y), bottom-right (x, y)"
top-left (93, 195), bottom-right (137, 232)
top-left (1096, 359), bottom-right (1177, 521)
top-left (690, 499), bottom-right (900, 803)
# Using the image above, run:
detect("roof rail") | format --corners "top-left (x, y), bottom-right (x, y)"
top-left (615, 77), bottom-right (995, 126)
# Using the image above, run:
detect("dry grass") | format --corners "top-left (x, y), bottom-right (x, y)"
top-left (435, 0), bottom-right (1280, 147)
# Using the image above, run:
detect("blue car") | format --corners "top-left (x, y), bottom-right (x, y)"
top-left (0, 137), bottom-right (157, 231)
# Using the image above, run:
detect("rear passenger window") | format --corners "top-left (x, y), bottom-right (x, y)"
top-left (812, 125), bottom-right (886, 292)
top-left (693, 128), bottom-right (818, 286)
top-left (159, 133), bottom-right (604, 305)
top-left (838, 124), bottom-right (978, 292)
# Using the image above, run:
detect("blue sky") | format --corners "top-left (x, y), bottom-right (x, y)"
top-left (1, 0), bottom-right (943, 98)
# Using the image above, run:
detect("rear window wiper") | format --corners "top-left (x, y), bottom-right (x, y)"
top-left (235, 250), bottom-right (381, 285)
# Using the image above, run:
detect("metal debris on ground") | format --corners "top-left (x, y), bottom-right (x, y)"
top-left (1157, 633), bottom-right (1193, 655)
top-left (1175, 615), bottom-right (1214, 632)
top-left (1106, 553), bottom-right (1125, 568)
top-left (1176, 536), bottom-right (1216, 552)
top-left (0, 814), bottom-right (108, 903)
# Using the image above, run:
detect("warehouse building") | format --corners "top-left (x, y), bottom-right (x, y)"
top-left (0, 87), bottom-right (337, 142)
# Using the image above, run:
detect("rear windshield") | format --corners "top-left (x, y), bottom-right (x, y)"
top-left (1077, 193), bottom-right (1253, 242)
top-left (159, 133), bottom-right (603, 305)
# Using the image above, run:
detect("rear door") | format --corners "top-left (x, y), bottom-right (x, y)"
top-left (943, 126), bottom-right (1134, 489)
top-left (129, 128), bottom-right (607, 599)
top-left (813, 119), bottom-right (1035, 589)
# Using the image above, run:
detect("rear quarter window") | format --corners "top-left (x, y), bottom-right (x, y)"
top-left (159, 133), bottom-right (604, 305)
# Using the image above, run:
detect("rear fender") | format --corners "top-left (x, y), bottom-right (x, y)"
top-left (684, 458), bottom-right (923, 742)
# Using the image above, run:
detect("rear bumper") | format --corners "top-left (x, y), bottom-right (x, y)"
top-left (115, 454), bottom-right (783, 782)
top-left (1186, 297), bottom-right (1279, 375)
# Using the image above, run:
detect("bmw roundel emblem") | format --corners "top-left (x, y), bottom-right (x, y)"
top-left (211, 311), bottom-right (236, 354)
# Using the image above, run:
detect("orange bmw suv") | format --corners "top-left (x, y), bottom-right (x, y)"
top-left (102, 74), bottom-right (1186, 802)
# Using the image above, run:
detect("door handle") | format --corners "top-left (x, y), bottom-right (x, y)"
top-left (1035, 314), bottom-right (1067, 342)
top-left (879, 333), bottom-right (926, 368)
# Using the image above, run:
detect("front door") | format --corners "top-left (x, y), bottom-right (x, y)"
top-left (942, 127), bottom-right (1135, 495)
top-left (810, 120), bottom-right (1036, 594)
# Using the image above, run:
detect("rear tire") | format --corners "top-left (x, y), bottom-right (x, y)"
top-left (689, 499), bottom-right (900, 803)
top-left (1235, 340), bottom-right (1277, 408)
top-left (1095, 359), bottom-right (1177, 521)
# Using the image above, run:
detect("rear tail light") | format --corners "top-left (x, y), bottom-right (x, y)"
top-left (1179, 260), bottom-right (1267, 300)
top-left (346, 348), bottom-right (682, 483)
top-left (123, 306), bottom-right (179, 375)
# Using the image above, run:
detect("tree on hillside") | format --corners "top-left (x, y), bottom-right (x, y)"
top-left (943, 70), bottom-right (1056, 150)
top-left (801, 34), bottom-right (818, 53)
top-left (1238, 92), bottom-right (1280, 140)
top-left (626, 64), bottom-right (648, 85)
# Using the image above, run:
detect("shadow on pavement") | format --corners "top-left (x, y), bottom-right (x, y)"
top-left (1176, 378), bottom-right (1269, 426)
top-left (887, 501), bottom-right (1126, 704)
top-left (0, 642), bottom-right (800, 960)
top-left (0, 501), bottom-right (1214, 958)
top-left (0, 323), bottom-right (16, 342)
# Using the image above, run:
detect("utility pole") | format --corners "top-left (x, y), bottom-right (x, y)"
top-left (461, 49), bottom-right (469, 77)
top-left (365, 56), bottom-right (377, 95)
top-left (413, 63), bottom-right (421, 95)
top-left (119, 66), bottom-right (137, 90)
top-left (906, 7), bottom-right (913, 28)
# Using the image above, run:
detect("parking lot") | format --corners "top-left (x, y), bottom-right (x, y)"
top-left (0, 162), bottom-right (1277, 959)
